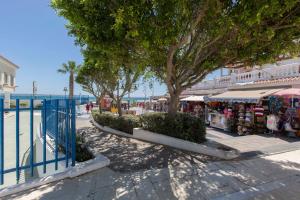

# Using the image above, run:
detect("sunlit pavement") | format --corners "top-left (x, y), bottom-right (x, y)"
top-left (5, 118), bottom-right (300, 200)
top-left (0, 111), bottom-right (41, 189)
top-left (206, 127), bottom-right (300, 158)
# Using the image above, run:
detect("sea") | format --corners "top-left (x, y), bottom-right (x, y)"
top-left (0, 93), bottom-right (148, 103)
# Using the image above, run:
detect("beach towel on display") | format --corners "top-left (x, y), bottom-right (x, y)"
top-left (267, 114), bottom-right (279, 131)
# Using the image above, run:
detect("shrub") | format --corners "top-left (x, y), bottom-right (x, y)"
top-left (75, 135), bottom-right (94, 162)
top-left (20, 102), bottom-right (28, 107)
top-left (35, 103), bottom-right (43, 109)
top-left (93, 112), bottom-right (140, 134)
top-left (10, 103), bottom-right (16, 108)
top-left (140, 112), bottom-right (206, 143)
top-left (58, 135), bottom-right (94, 162)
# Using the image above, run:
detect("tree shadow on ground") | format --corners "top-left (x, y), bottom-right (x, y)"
top-left (6, 150), bottom-right (300, 200)
top-left (5, 126), bottom-right (300, 200)
top-left (79, 126), bottom-right (221, 173)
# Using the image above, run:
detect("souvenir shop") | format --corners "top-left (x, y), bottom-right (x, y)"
top-left (205, 88), bottom-right (300, 137)
top-left (100, 96), bottom-right (113, 111)
top-left (266, 88), bottom-right (300, 137)
top-left (205, 101), bottom-right (264, 135)
top-left (180, 96), bottom-right (205, 116)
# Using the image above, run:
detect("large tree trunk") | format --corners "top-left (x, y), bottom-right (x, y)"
top-left (168, 91), bottom-right (180, 117)
top-left (166, 46), bottom-right (179, 117)
top-left (116, 98), bottom-right (122, 117)
top-left (69, 72), bottom-right (74, 99)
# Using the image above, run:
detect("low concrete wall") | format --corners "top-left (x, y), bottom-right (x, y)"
top-left (133, 128), bottom-right (239, 160)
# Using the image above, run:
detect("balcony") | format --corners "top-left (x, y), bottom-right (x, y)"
top-left (187, 59), bottom-right (300, 92)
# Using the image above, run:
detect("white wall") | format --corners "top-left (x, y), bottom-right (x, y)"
top-left (0, 56), bottom-right (18, 92)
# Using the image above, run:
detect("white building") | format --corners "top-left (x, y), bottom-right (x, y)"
top-left (181, 57), bottom-right (300, 97)
top-left (0, 55), bottom-right (19, 108)
top-left (0, 55), bottom-right (18, 92)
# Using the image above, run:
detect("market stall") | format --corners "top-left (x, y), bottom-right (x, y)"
top-left (269, 88), bottom-right (300, 137)
top-left (100, 96), bottom-right (113, 111)
top-left (205, 88), bottom-right (284, 135)
top-left (155, 97), bottom-right (168, 112)
top-left (205, 102), bottom-right (230, 130)
top-left (180, 96), bottom-right (205, 116)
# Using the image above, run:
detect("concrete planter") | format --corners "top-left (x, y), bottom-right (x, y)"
top-left (91, 115), bottom-right (239, 160)
top-left (132, 128), bottom-right (239, 160)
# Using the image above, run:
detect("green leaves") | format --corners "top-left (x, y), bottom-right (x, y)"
top-left (52, 0), bottom-right (300, 115)
top-left (57, 61), bottom-right (80, 74)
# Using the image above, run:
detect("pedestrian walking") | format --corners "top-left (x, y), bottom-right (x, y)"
top-left (86, 104), bottom-right (90, 113)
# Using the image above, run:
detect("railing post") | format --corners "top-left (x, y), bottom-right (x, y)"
top-left (55, 99), bottom-right (59, 170)
top-left (42, 99), bottom-right (47, 173)
top-left (16, 99), bottom-right (20, 182)
top-left (0, 99), bottom-right (4, 185)
top-left (65, 99), bottom-right (69, 168)
top-left (71, 99), bottom-right (76, 166)
top-left (30, 99), bottom-right (34, 176)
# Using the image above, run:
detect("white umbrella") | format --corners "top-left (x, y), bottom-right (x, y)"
top-left (158, 97), bottom-right (168, 101)
top-left (180, 95), bottom-right (204, 102)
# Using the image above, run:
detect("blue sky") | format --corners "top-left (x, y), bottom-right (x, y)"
top-left (0, 0), bottom-right (223, 97)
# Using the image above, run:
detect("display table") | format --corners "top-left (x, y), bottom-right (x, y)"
top-left (208, 112), bottom-right (228, 130)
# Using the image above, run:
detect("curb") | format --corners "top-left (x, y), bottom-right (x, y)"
top-left (133, 128), bottom-right (240, 160)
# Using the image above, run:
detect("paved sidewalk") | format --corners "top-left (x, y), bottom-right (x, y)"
top-left (0, 111), bottom-right (41, 189)
top-left (6, 149), bottom-right (300, 199)
top-left (206, 127), bottom-right (300, 157)
top-left (5, 117), bottom-right (300, 200)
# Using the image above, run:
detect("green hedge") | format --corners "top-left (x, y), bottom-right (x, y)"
top-left (93, 112), bottom-right (140, 134)
top-left (140, 112), bottom-right (206, 143)
top-left (93, 112), bottom-right (206, 143)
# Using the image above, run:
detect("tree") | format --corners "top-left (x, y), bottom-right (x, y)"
top-left (101, 64), bottom-right (141, 116)
top-left (76, 53), bottom-right (142, 116)
top-left (57, 61), bottom-right (80, 99)
top-left (76, 63), bottom-right (106, 113)
top-left (116, 0), bottom-right (300, 116)
top-left (52, 0), bottom-right (300, 116)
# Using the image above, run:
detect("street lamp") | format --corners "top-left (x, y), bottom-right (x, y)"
top-left (63, 87), bottom-right (68, 99)
top-left (32, 81), bottom-right (37, 99)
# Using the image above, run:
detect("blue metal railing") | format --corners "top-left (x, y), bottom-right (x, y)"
top-left (0, 98), bottom-right (76, 185)
top-left (0, 94), bottom-right (89, 105)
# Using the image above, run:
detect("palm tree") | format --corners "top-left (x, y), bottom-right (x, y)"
top-left (57, 61), bottom-right (80, 99)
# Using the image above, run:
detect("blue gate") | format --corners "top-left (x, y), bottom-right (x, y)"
top-left (0, 98), bottom-right (76, 185)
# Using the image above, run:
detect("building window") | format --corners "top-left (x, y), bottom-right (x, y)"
top-left (4, 73), bottom-right (8, 84)
top-left (10, 75), bottom-right (14, 86)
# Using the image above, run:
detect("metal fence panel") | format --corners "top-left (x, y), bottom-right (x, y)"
top-left (0, 98), bottom-right (76, 185)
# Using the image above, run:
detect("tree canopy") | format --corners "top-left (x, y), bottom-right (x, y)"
top-left (52, 0), bottom-right (300, 115)
top-left (76, 62), bottom-right (106, 102)
top-left (76, 56), bottom-right (143, 116)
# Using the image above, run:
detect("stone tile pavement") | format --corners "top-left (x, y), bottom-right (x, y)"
top-left (4, 117), bottom-right (300, 200)
top-left (206, 127), bottom-right (300, 157)
top-left (6, 150), bottom-right (300, 200)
